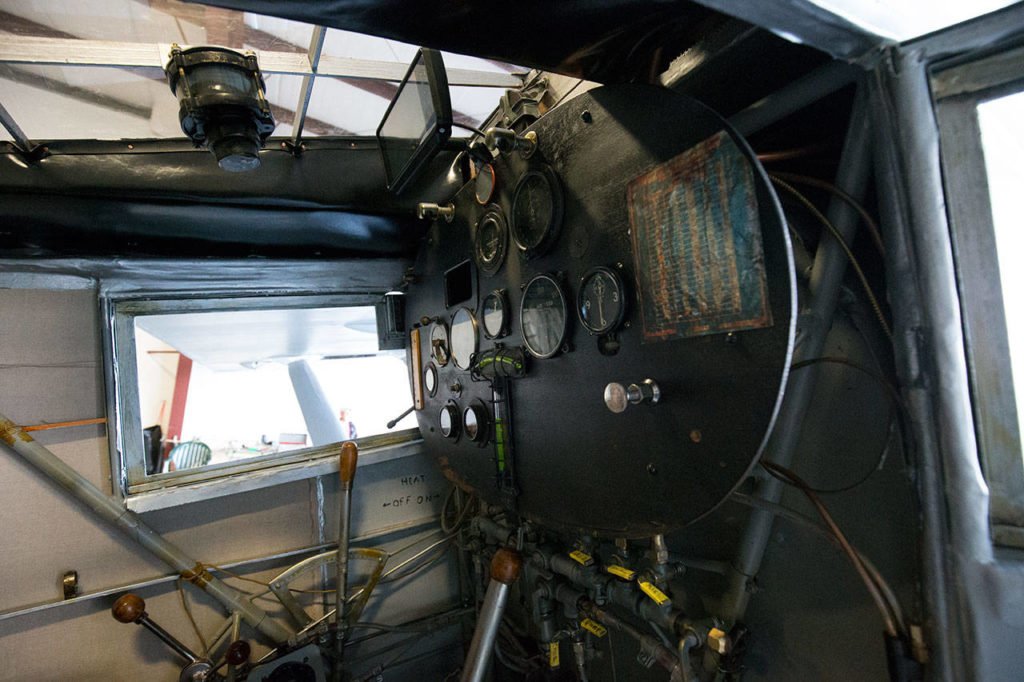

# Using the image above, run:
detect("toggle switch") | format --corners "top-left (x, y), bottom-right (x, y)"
top-left (604, 379), bottom-right (661, 413)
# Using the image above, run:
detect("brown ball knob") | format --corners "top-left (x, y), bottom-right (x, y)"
top-left (490, 548), bottom-right (523, 585)
top-left (112, 593), bottom-right (146, 623)
top-left (339, 441), bottom-right (358, 484)
top-left (225, 640), bottom-right (251, 666)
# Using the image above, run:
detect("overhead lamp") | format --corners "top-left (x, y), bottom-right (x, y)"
top-left (164, 44), bottom-right (276, 172)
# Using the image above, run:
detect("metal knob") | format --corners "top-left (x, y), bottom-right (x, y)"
top-left (417, 202), bottom-right (455, 222)
top-left (604, 379), bottom-right (661, 413)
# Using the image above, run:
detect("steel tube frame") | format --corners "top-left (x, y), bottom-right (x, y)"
top-left (721, 82), bottom-right (873, 623)
top-left (0, 413), bottom-right (292, 643)
top-left (291, 26), bottom-right (326, 146)
top-left (729, 61), bottom-right (862, 138)
top-left (0, 35), bottom-right (521, 87)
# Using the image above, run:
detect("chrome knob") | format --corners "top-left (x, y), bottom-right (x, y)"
top-left (604, 379), bottom-right (661, 413)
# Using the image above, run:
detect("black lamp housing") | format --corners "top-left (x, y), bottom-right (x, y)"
top-left (164, 45), bottom-right (276, 172)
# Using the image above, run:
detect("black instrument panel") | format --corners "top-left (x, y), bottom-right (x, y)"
top-left (405, 85), bottom-right (795, 536)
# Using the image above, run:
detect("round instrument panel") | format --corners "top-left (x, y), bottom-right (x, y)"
top-left (482, 290), bottom-right (509, 339)
top-left (408, 85), bottom-right (798, 537)
top-left (450, 307), bottom-right (479, 370)
top-left (475, 163), bottom-right (496, 204)
top-left (519, 274), bottom-right (569, 359)
top-left (429, 322), bottom-right (449, 367)
top-left (511, 165), bottom-right (563, 257)
top-left (423, 363), bottom-right (437, 397)
top-left (463, 401), bottom-right (489, 444)
top-left (439, 402), bottom-right (460, 439)
top-left (578, 266), bottom-right (627, 335)
top-left (474, 207), bottom-right (508, 277)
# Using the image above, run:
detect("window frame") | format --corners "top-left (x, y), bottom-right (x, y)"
top-left (105, 292), bottom-right (418, 507)
top-left (932, 43), bottom-right (1024, 545)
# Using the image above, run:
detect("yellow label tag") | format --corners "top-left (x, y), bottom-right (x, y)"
top-left (605, 564), bottom-right (637, 580)
top-left (639, 581), bottom-right (671, 606)
top-left (580, 618), bottom-right (607, 637)
top-left (549, 641), bottom-right (560, 668)
top-left (569, 550), bottom-right (594, 566)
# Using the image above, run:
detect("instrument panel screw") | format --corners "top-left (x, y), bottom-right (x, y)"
top-left (646, 463), bottom-right (657, 475)
top-left (580, 110), bottom-right (593, 123)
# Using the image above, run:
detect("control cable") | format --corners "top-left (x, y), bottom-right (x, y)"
top-left (759, 459), bottom-right (906, 640)
top-left (770, 175), bottom-right (893, 343)
top-left (770, 170), bottom-right (885, 258)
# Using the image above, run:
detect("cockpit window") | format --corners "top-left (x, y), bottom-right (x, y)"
top-left (109, 296), bottom-right (418, 506)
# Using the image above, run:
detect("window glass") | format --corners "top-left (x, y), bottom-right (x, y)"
top-left (132, 305), bottom-right (415, 475)
top-left (806, 0), bottom-right (1018, 41)
top-left (978, 90), bottom-right (1024, 457)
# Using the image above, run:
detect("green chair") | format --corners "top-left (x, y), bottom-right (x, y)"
top-left (164, 441), bottom-right (212, 472)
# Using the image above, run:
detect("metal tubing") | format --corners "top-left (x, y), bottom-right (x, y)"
top-left (335, 442), bottom-right (358, 678)
top-left (140, 617), bottom-right (199, 663)
top-left (720, 83), bottom-right (873, 624)
top-left (290, 26), bottom-right (326, 145)
top-left (0, 413), bottom-right (292, 643)
top-left (461, 548), bottom-right (522, 682)
top-left (729, 61), bottom-right (862, 138)
top-left (0, 100), bottom-right (33, 151)
top-left (460, 580), bottom-right (512, 682)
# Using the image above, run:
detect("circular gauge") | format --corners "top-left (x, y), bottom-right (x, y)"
top-left (511, 165), bottom-right (564, 257)
top-left (475, 164), bottom-right (496, 204)
top-left (577, 266), bottom-right (627, 335)
top-left (463, 401), bottom-right (489, 443)
top-left (474, 208), bottom-right (508, 277)
top-left (450, 307), bottom-right (479, 370)
top-left (424, 363), bottom-right (437, 397)
top-left (439, 403), bottom-right (460, 439)
top-left (430, 322), bottom-right (450, 367)
top-left (519, 274), bottom-right (569, 359)
top-left (482, 290), bottom-right (509, 339)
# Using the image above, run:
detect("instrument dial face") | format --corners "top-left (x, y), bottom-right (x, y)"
top-left (482, 290), bottom-right (508, 339)
top-left (429, 322), bottom-right (450, 366)
top-left (475, 164), bottom-right (496, 204)
top-left (424, 363), bottom-right (437, 396)
top-left (439, 403), bottom-right (460, 439)
top-left (450, 307), bottom-right (479, 370)
top-left (578, 266), bottom-right (627, 335)
top-left (463, 404), bottom-right (487, 442)
top-left (511, 165), bottom-right (563, 257)
top-left (474, 208), bottom-right (508, 276)
top-left (520, 274), bottom-right (569, 358)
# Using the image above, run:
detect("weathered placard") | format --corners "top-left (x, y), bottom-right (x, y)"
top-left (628, 131), bottom-right (771, 341)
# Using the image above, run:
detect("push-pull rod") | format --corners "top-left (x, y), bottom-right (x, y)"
top-left (0, 412), bottom-right (291, 643)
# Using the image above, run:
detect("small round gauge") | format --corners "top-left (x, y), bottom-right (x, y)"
top-left (450, 307), bottom-right (479, 370)
top-left (519, 274), bottom-right (569, 359)
top-left (475, 163), bottom-right (496, 204)
top-left (577, 266), bottom-right (627, 335)
top-left (424, 363), bottom-right (437, 397)
top-left (439, 403), bottom-right (460, 439)
top-left (511, 164), bottom-right (564, 257)
top-left (430, 322), bottom-right (450, 367)
top-left (482, 290), bottom-right (509, 339)
top-left (463, 401), bottom-right (489, 443)
top-left (474, 208), bottom-right (508, 277)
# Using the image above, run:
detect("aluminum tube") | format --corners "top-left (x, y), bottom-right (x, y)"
top-left (720, 83), bottom-right (874, 623)
top-left (460, 580), bottom-right (512, 682)
top-left (0, 414), bottom-right (291, 643)
top-left (140, 617), bottom-right (199, 663)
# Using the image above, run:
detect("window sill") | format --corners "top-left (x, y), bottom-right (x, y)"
top-left (126, 436), bottom-right (425, 513)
